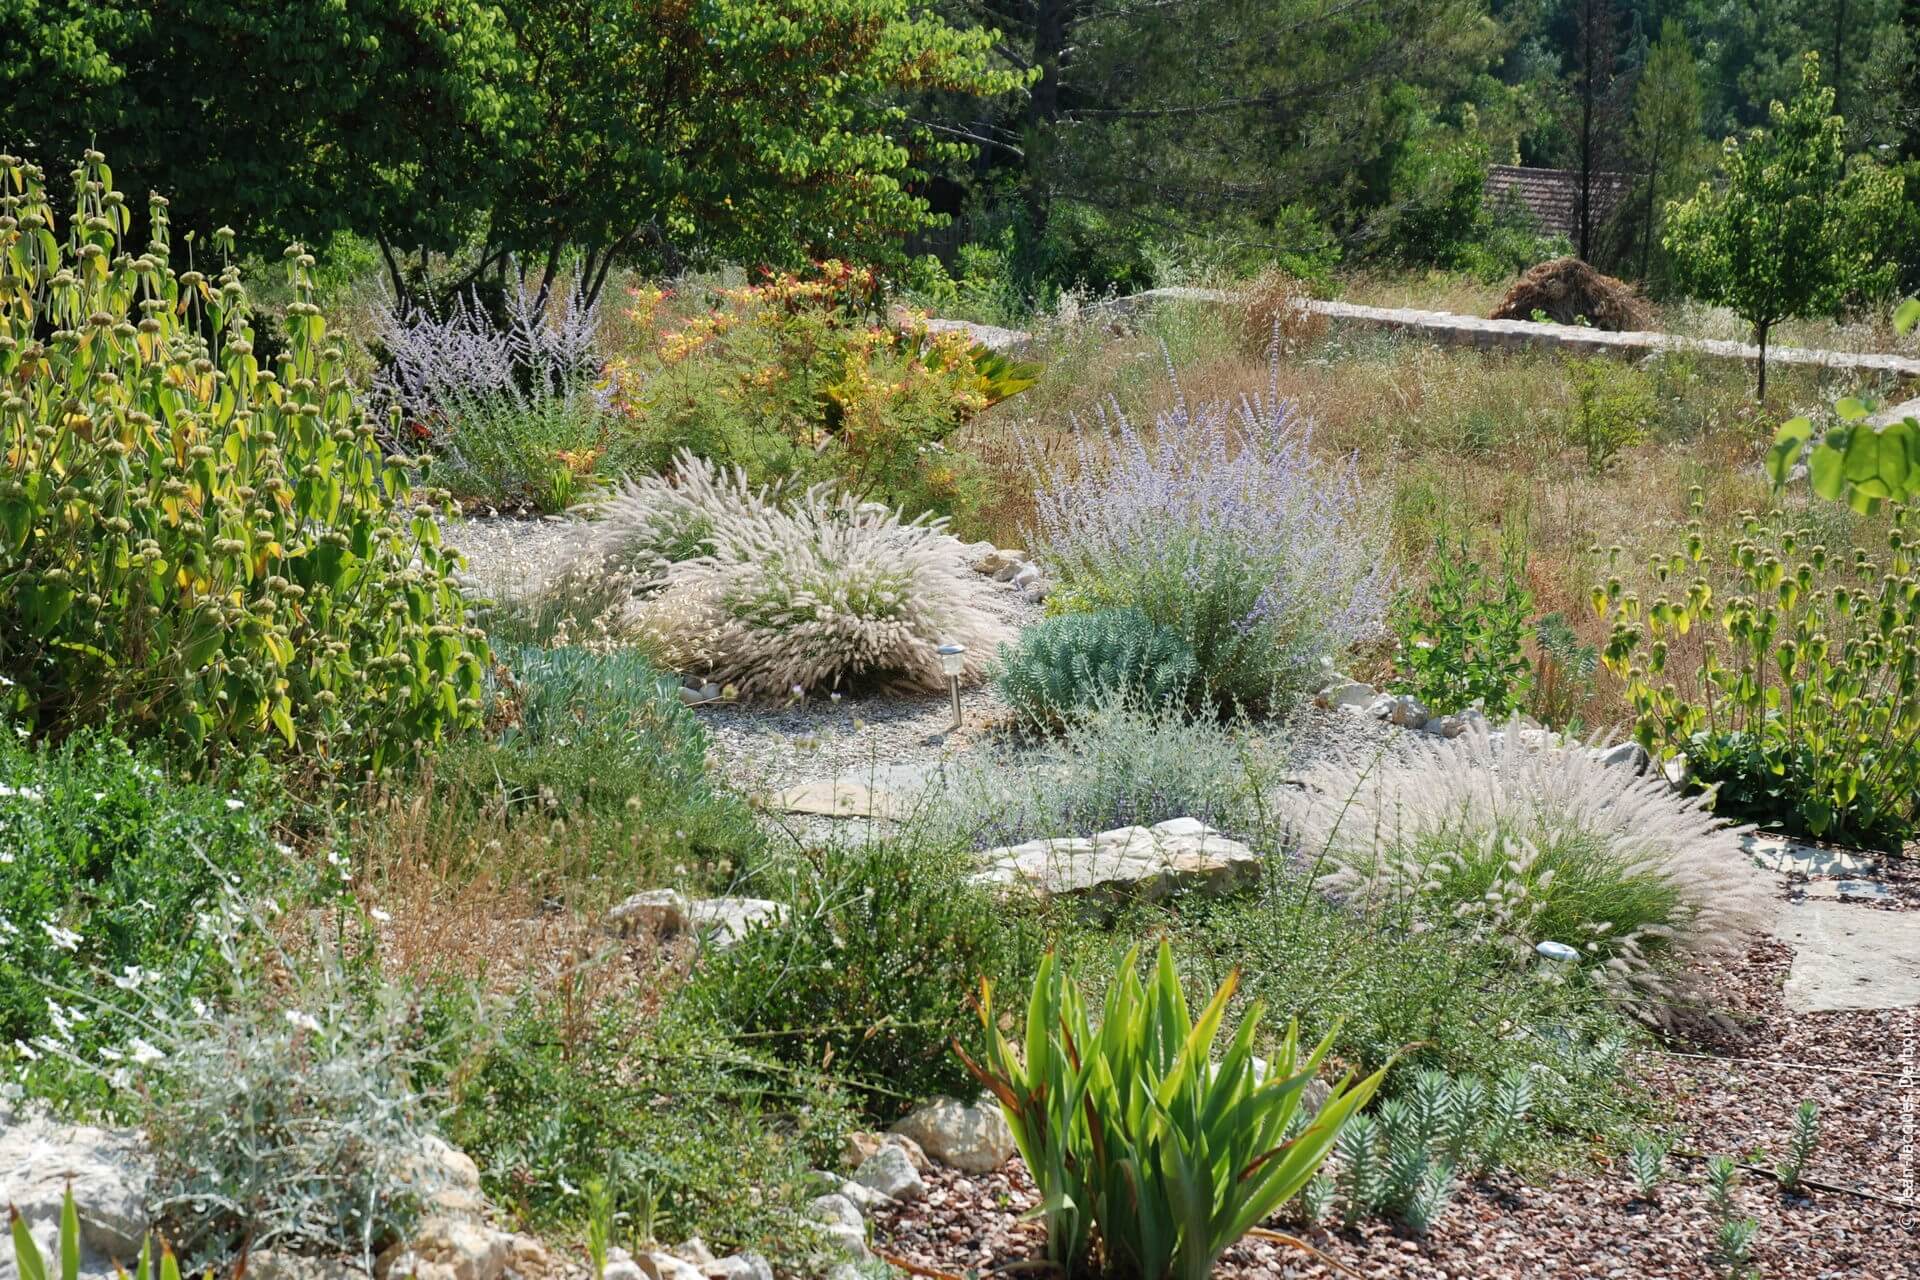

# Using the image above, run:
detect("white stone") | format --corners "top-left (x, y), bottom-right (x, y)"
top-left (1314, 680), bottom-right (1376, 710)
top-left (1746, 834), bottom-right (1878, 877)
top-left (0, 1112), bottom-right (150, 1280)
top-left (381, 1217), bottom-right (507, 1280)
top-left (1364, 694), bottom-right (1396, 720)
top-left (687, 897), bottom-right (787, 947)
top-left (806, 1195), bottom-right (870, 1260)
top-left (971, 821), bottom-right (1262, 903)
top-left (605, 889), bottom-right (691, 937)
top-left (395, 1136), bottom-right (487, 1219)
top-left (673, 1239), bottom-right (718, 1268)
top-left (602, 1251), bottom-right (646, 1280)
top-left (850, 1142), bottom-right (926, 1201)
top-left (1594, 741), bottom-right (1648, 770)
top-left (1021, 582), bottom-right (1050, 604)
top-left (972, 548), bottom-right (1025, 576)
top-left (1386, 693), bottom-right (1429, 729)
top-left (633, 1252), bottom-right (704, 1280)
top-left (890, 1096), bottom-right (1016, 1173)
top-left (992, 560), bottom-right (1026, 583)
top-left (250, 1253), bottom-right (358, 1280)
top-left (1010, 563), bottom-right (1042, 589)
top-left (702, 1257), bottom-right (773, 1280)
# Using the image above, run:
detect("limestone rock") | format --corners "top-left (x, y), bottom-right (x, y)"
top-left (249, 1253), bottom-right (359, 1280)
top-left (396, 1136), bottom-right (487, 1220)
top-left (849, 1144), bottom-right (925, 1202)
top-left (806, 1195), bottom-right (869, 1260)
top-left (972, 548), bottom-right (1025, 576)
top-left (672, 1239), bottom-right (717, 1269)
top-left (1314, 680), bottom-right (1376, 711)
top-left (605, 889), bottom-right (691, 938)
top-left (890, 1096), bottom-right (1015, 1174)
top-left (1593, 741), bottom-right (1648, 770)
top-left (971, 819), bottom-right (1261, 904)
top-left (380, 1217), bottom-right (507, 1280)
top-left (0, 1112), bottom-right (150, 1280)
top-left (703, 1258), bottom-right (773, 1280)
top-left (602, 1250), bottom-right (646, 1280)
top-left (1385, 693), bottom-right (1430, 730)
top-left (633, 1252), bottom-right (704, 1280)
top-left (686, 897), bottom-right (787, 948)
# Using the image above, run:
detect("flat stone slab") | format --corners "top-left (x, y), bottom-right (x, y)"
top-left (1744, 833), bottom-right (1878, 877)
top-left (1774, 898), bottom-right (1920, 1012)
top-left (1800, 879), bottom-right (1898, 903)
top-left (774, 763), bottom-right (941, 822)
top-left (688, 897), bottom-right (787, 947)
top-left (971, 818), bottom-right (1262, 903)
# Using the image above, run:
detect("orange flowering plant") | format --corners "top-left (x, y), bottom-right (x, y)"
top-left (601, 263), bottom-right (1035, 519)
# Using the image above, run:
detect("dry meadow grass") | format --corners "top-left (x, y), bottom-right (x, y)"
top-left (959, 290), bottom-right (1912, 732)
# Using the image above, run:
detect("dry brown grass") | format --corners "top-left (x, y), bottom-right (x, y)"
top-left (958, 300), bottom-right (1893, 733)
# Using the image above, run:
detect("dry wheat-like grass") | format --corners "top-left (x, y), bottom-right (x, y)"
top-left (598, 456), bottom-right (1011, 696)
top-left (1291, 724), bottom-right (1771, 1024)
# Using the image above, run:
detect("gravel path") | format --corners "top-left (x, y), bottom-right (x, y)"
top-left (443, 514), bottom-right (583, 599)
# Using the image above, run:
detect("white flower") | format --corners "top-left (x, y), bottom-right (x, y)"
top-left (112, 966), bottom-right (147, 991)
top-left (0, 784), bottom-right (43, 801)
top-left (12, 1040), bottom-right (38, 1062)
top-left (369, 907), bottom-right (392, 924)
top-left (283, 1009), bottom-right (322, 1034)
top-left (225, 798), bottom-right (245, 811)
top-left (40, 922), bottom-right (81, 952)
top-left (128, 1038), bottom-right (165, 1066)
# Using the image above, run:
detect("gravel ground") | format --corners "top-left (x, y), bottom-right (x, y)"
top-left (870, 869), bottom-right (1920, 1280)
top-left (443, 514), bottom-right (584, 599)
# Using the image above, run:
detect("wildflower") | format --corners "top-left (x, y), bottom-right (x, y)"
top-left (224, 797), bottom-right (245, 811)
top-left (283, 1009), bottom-right (322, 1034)
top-left (128, 1038), bottom-right (165, 1066)
top-left (369, 907), bottom-right (392, 924)
top-left (0, 784), bottom-right (43, 801)
top-left (40, 921), bottom-right (81, 952)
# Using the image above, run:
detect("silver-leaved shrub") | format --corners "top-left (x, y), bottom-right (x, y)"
top-left (1027, 350), bottom-right (1388, 712)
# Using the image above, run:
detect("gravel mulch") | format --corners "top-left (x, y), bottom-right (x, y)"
top-left (443, 514), bottom-right (583, 598)
top-left (871, 927), bottom-right (1920, 1279)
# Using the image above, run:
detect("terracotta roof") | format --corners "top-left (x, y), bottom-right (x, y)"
top-left (1485, 164), bottom-right (1634, 239)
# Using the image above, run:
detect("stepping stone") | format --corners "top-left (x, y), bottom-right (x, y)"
top-left (970, 818), bottom-right (1262, 904)
top-left (773, 763), bottom-right (942, 821)
top-left (1800, 879), bottom-right (1898, 904)
top-left (1744, 833), bottom-right (1878, 878)
top-left (1773, 898), bottom-right (1920, 1012)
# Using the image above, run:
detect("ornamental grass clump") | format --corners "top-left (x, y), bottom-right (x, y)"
top-left (0, 152), bottom-right (486, 769)
top-left (1027, 349), bottom-right (1388, 713)
top-left (961, 941), bottom-right (1384, 1280)
top-left (1596, 488), bottom-right (1920, 848)
top-left (1294, 726), bottom-right (1770, 1024)
top-left (637, 465), bottom-right (1011, 697)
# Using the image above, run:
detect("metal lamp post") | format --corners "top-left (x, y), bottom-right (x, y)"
top-left (936, 643), bottom-right (966, 731)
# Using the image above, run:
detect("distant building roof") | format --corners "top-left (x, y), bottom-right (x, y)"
top-left (1485, 164), bottom-right (1634, 240)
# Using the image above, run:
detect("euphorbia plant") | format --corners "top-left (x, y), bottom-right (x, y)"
top-left (959, 941), bottom-right (1385, 1280)
top-left (1596, 487), bottom-right (1920, 847)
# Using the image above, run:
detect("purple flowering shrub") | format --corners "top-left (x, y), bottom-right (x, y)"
top-left (1028, 351), bottom-right (1388, 711)
top-left (370, 277), bottom-right (639, 510)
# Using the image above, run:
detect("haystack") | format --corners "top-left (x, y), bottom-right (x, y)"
top-left (1490, 258), bottom-right (1651, 332)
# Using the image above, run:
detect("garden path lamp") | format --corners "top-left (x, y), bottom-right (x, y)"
top-left (937, 643), bottom-right (966, 731)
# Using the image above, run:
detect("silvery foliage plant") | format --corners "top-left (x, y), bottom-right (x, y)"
top-left (1026, 347), bottom-right (1389, 711)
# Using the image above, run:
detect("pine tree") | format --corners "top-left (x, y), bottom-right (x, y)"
top-left (1629, 19), bottom-right (1705, 283)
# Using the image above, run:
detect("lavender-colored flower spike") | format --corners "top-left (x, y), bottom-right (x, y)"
top-left (1023, 344), bottom-right (1388, 709)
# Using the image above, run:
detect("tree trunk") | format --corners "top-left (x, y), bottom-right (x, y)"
top-left (1022, 0), bottom-right (1071, 242)
top-left (1756, 321), bottom-right (1771, 402)
top-left (1639, 159), bottom-right (1659, 281)
top-left (1578, 0), bottom-right (1597, 261)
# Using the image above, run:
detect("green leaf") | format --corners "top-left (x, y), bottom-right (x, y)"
top-left (1895, 298), bottom-right (1920, 335)
top-left (11, 1207), bottom-right (48, 1280)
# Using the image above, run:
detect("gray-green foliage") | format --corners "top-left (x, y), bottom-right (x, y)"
top-left (1330, 1068), bottom-right (1533, 1235)
top-left (1777, 1099), bottom-right (1820, 1192)
top-left (930, 700), bottom-right (1271, 847)
top-left (1627, 1132), bottom-right (1673, 1197)
top-left (992, 607), bottom-right (1196, 726)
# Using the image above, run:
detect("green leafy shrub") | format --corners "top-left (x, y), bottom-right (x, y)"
top-left (961, 941), bottom-right (1385, 1279)
top-left (0, 152), bottom-right (486, 769)
top-left (1627, 1132), bottom-right (1673, 1198)
top-left (1390, 535), bottom-right (1533, 717)
top-left (1567, 356), bottom-right (1655, 473)
top-left (1776, 1099), bottom-right (1820, 1192)
top-left (1531, 611), bottom-right (1598, 729)
top-left (1597, 489), bottom-right (1920, 847)
top-left (0, 729), bottom-right (281, 1052)
top-left (689, 837), bottom-right (1040, 1112)
top-left (603, 268), bottom-right (1035, 519)
top-left (447, 994), bottom-right (854, 1257)
top-left (423, 642), bottom-right (760, 893)
top-left (1296, 724), bottom-right (1771, 1023)
top-left (993, 608), bottom-right (1197, 726)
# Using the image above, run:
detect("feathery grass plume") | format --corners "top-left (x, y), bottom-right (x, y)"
top-left (575, 449), bottom-right (767, 585)
top-left (1025, 345), bottom-right (1389, 712)
top-left (1293, 722), bottom-right (1770, 1024)
top-left (641, 476), bottom-right (1011, 697)
top-left (1777, 1099), bottom-right (1820, 1192)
